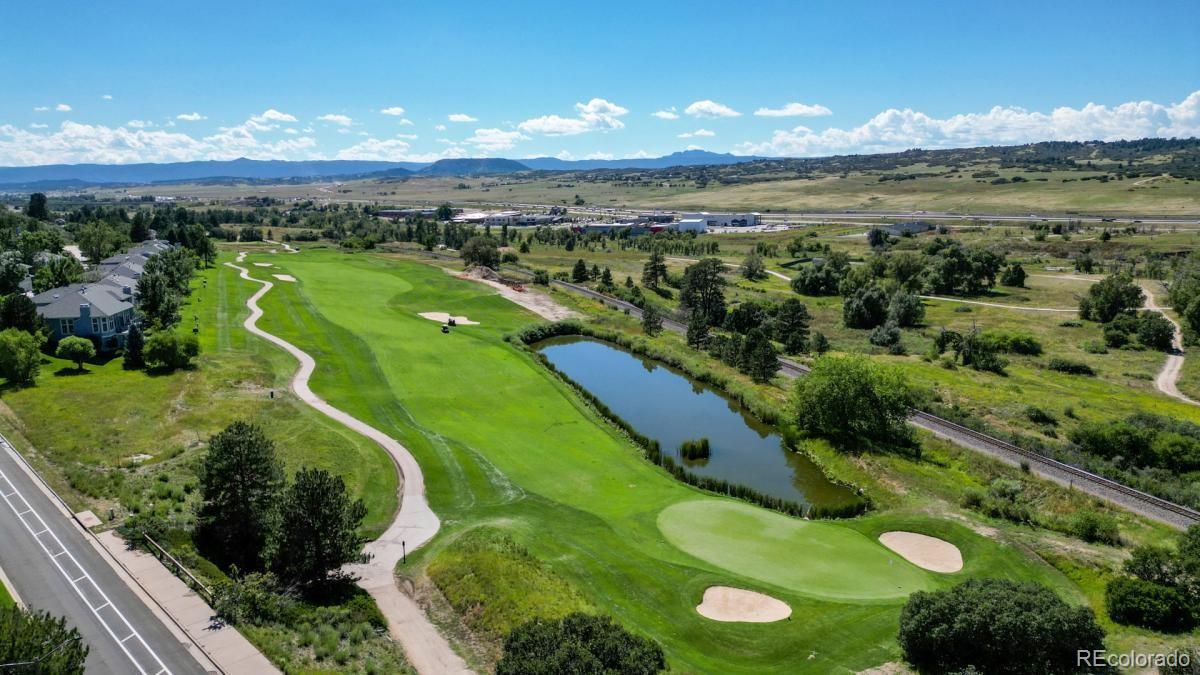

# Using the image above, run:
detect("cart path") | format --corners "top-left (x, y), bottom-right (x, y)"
top-left (226, 253), bottom-right (470, 674)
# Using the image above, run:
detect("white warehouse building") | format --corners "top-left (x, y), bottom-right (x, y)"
top-left (680, 212), bottom-right (760, 228)
top-left (672, 218), bottom-right (708, 233)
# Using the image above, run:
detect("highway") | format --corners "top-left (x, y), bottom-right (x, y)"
top-left (0, 436), bottom-right (209, 675)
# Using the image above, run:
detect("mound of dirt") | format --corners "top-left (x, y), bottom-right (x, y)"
top-left (879, 531), bottom-right (963, 573)
top-left (462, 265), bottom-right (503, 282)
top-left (696, 586), bottom-right (792, 623)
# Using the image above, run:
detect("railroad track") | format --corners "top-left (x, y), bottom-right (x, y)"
top-left (409, 249), bottom-right (1200, 528)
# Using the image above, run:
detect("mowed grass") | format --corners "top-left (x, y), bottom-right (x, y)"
top-left (0, 253), bottom-right (397, 537)
top-left (0, 576), bottom-right (13, 608)
top-left (658, 500), bottom-right (934, 601)
top-left (238, 246), bottom-right (1080, 673)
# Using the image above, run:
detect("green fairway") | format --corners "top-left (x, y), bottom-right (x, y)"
top-left (231, 246), bottom-right (1083, 673)
top-left (658, 500), bottom-right (935, 601)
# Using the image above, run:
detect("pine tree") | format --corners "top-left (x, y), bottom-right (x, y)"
top-left (272, 468), bottom-right (367, 587)
top-left (571, 259), bottom-right (588, 283)
top-left (123, 323), bottom-right (145, 370)
top-left (642, 249), bottom-right (668, 287)
top-left (642, 304), bottom-right (663, 336)
top-left (196, 421), bottom-right (284, 572)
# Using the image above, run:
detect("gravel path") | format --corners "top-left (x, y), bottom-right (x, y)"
top-left (226, 254), bottom-right (469, 674)
top-left (1141, 283), bottom-right (1199, 406)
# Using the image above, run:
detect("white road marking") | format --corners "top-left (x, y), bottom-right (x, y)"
top-left (0, 462), bottom-right (172, 675)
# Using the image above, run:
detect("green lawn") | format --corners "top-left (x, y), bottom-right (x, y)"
top-left (0, 575), bottom-right (13, 608)
top-left (237, 246), bottom-right (1081, 673)
top-left (0, 253), bottom-right (397, 538)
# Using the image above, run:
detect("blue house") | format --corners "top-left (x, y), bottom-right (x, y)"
top-left (33, 283), bottom-right (136, 350)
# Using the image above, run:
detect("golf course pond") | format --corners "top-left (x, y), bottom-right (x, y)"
top-left (536, 336), bottom-right (860, 511)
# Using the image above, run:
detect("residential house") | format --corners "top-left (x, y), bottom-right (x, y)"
top-left (33, 283), bottom-right (136, 350)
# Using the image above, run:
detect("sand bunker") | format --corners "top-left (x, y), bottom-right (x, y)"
top-left (696, 586), bottom-right (792, 623)
top-left (879, 532), bottom-right (963, 573)
top-left (253, 262), bottom-right (273, 267)
top-left (418, 312), bottom-right (479, 325)
top-left (272, 274), bottom-right (297, 282)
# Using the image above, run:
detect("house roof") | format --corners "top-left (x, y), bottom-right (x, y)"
top-left (33, 284), bottom-right (134, 320)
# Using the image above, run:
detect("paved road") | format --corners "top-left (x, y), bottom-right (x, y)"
top-left (0, 438), bottom-right (208, 675)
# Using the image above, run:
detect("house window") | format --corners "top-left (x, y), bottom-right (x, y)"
top-left (59, 318), bottom-right (74, 335)
top-left (90, 316), bottom-right (114, 333)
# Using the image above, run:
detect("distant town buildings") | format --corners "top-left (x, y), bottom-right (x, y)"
top-left (680, 212), bottom-right (760, 228)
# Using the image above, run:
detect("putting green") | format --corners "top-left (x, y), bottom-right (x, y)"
top-left (658, 500), bottom-right (936, 601)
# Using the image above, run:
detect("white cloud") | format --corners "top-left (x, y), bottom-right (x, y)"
top-left (518, 98), bottom-right (629, 136)
top-left (29, 123), bottom-right (48, 129)
top-left (380, 106), bottom-right (406, 116)
top-left (33, 106), bottom-right (49, 112)
top-left (736, 90), bottom-right (1200, 157)
top-left (254, 109), bottom-right (297, 123)
top-left (685, 144), bottom-right (704, 151)
top-left (317, 113), bottom-right (353, 126)
top-left (398, 118), bottom-right (414, 126)
top-left (466, 128), bottom-right (528, 152)
top-left (126, 120), bottom-right (153, 128)
top-left (336, 137), bottom-right (466, 162)
top-left (101, 94), bottom-right (113, 101)
top-left (754, 102), bottom-right (833, 118)
top-left (583, 152), bottom-right (615, 160)
top-left (397, 133), bottom-right (419, 140)
top-left (625, 150), bottom-right (653, 159)
top-left (284, 128), bottom-right (298, 135)
top-left (652, 108), bottom-right (679, 120)
top-left (55, 103), bottom-right (72, 112)
top-left (678, 128), bottom-right (715, 138)
top-left (554, 150), bottom-right (574, 160)
top-left (684, 100), bottom-right (740, 118)
top-left (434, 124), bottom-right (447, 131)
top-left (176, 112), bottom-right (206, 121)
top-left (448, 113), bottom-right (477, 122)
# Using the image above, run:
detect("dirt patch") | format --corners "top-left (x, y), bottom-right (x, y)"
top-left (879, 531), bottom-right (963, 573)
top-left (695, 586), bottom-right (791, 623)
top-left (272, 274), bottom-right (297, 282)
top-left (418, 312), bottom-right (480, 325)
top-left (447, 268), bottom-right (578, 321)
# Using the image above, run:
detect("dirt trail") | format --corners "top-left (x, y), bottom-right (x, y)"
top-left (1026, 273), bottom-right (1196, 405)
top-left (918, 295), bottom-right (1077, 312)
top-left (226, 253), bottom-right (470, 674)
top-left (1141, 284), bottom-right (1199, 406)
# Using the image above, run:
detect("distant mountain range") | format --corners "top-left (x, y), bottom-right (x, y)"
top-left (0, 150), bottom-right (767, 188)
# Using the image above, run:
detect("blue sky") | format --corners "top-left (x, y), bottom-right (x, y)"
top-left (1, 1), bottom-right (1197, 165)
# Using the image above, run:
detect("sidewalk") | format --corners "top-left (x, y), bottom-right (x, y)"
top-left (96, 531), bottom-right (279, 675)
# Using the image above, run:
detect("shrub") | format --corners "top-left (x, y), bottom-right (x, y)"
top-left (981, 330), bottom-right (1042, 355)
top-left (1137, 311), bottom-right (1176, 351)
top-left (1081, 340), bottom-right (1108, 354)
top-left (212, 572), bottom-right (296, 626)
top-left (1047, 358), bottom-right (1094, 376)
top-left (679, 438), bottom-right (710, 460)
top-left (144, 329), bottom-right (201, 370)
top-left (1024, 406), bottom-right (1056, 426)
top-left (1105, 577), bottom-right (1193, 632)
top-left (497, 613), bottom-right (665, 675)
top-left (532, 269), bottom-right (550, 285)
top-left (0, 605), bottom-right (89, 674)
top-left (898, 578), bottom-right (1105, 674)
top-left (1068, 510), bottom-right (1120, 545)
